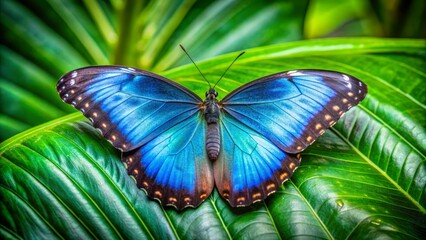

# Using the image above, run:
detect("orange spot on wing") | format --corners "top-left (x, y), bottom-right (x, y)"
top-left (280, 172), bottom-right (289, 180)
top-left (154, 191), bottom-right (162, 198)
top-left (267, 184), bottom-right (276, 191)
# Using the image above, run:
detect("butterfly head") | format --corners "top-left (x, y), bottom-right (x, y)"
top-left (205, 88), bottom-right (218, 100)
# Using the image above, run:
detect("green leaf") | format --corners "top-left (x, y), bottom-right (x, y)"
top-left (1, 38), bottom-right (425, 239)
top-left (1, 115), bottom-right (175, 239)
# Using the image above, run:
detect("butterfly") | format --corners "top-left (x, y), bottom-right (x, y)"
top-left (57, 50), bottom-right (367, 210)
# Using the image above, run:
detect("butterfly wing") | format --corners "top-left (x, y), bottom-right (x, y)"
top-left (57, 66), bottom-right (213, 209)
top-left (57, 66), bottom-right (202, 152)
top-left (221, 70), bottom-right (368, 154)
top-left (215, 70), bottom-right (367, 206)
top-left (123, 111), bottom-right (214, 209)
top-left (214, 113), bottom-right (301, 207)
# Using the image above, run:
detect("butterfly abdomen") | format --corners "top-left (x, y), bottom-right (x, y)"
top-left (206, 123), bottom-right (220, 161)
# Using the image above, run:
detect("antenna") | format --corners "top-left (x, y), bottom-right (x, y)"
top-left (212, 51), bottom-right (245, 89)
top-left (180, 44), bottom-right (211, 88)
top-left (180, 44), bottom-right (245, 89)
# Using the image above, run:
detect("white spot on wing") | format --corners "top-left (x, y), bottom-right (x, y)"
top-left (287, 70), bottom-right (305, 76)
top-left (342, 74), bottom-right (349, 81)
top-left (71, 71), bottom-right (78, 78)
top-left (120, 67), bottom-right (136, 72)
top-left (70, 79), bottom-right (75, 85)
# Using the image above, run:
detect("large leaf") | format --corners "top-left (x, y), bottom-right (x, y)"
top-left (0, 0), bottom-right (308, 141)
top-left (1, 38), bottom-right (425, 239)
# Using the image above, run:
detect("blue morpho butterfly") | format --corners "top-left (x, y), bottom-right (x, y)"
top-left (57, 46), bottom-right (367, 210)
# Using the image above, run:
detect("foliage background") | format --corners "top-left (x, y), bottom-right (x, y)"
top-left (1, 0), bottom-right (425, 239)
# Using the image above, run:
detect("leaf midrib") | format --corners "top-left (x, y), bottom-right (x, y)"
top-left (331, 128), bottom-right (426, 213)
top-left (290, 180), bottom-right (334, 239)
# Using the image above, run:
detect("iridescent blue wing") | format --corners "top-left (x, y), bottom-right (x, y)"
top-left (221, 70), bottom-right (367, 154)
top-left (214, 113), bottom-right (301, 207)
top-left (57, 66), bottom-right (202, 152)
top-left (215, 70), bottom-right (367, 206)
top-left (123, 111), bottom-right (214, 210)
top-left (57, 66), bottom-right (213, 209)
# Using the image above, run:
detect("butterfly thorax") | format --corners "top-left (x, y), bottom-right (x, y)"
top-left (204, 88), bottom-right (220, 161)
top-left (204, 88), bottom-right (220, 123)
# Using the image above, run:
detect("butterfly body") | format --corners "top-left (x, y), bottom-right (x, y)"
top-left (57, 66), bottom-right (367, 210)
top-left (204, 88), bottom-right (221, 161)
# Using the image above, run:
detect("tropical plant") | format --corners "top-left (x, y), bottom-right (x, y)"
top-left (1, 0), bottom-right (425, 239)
